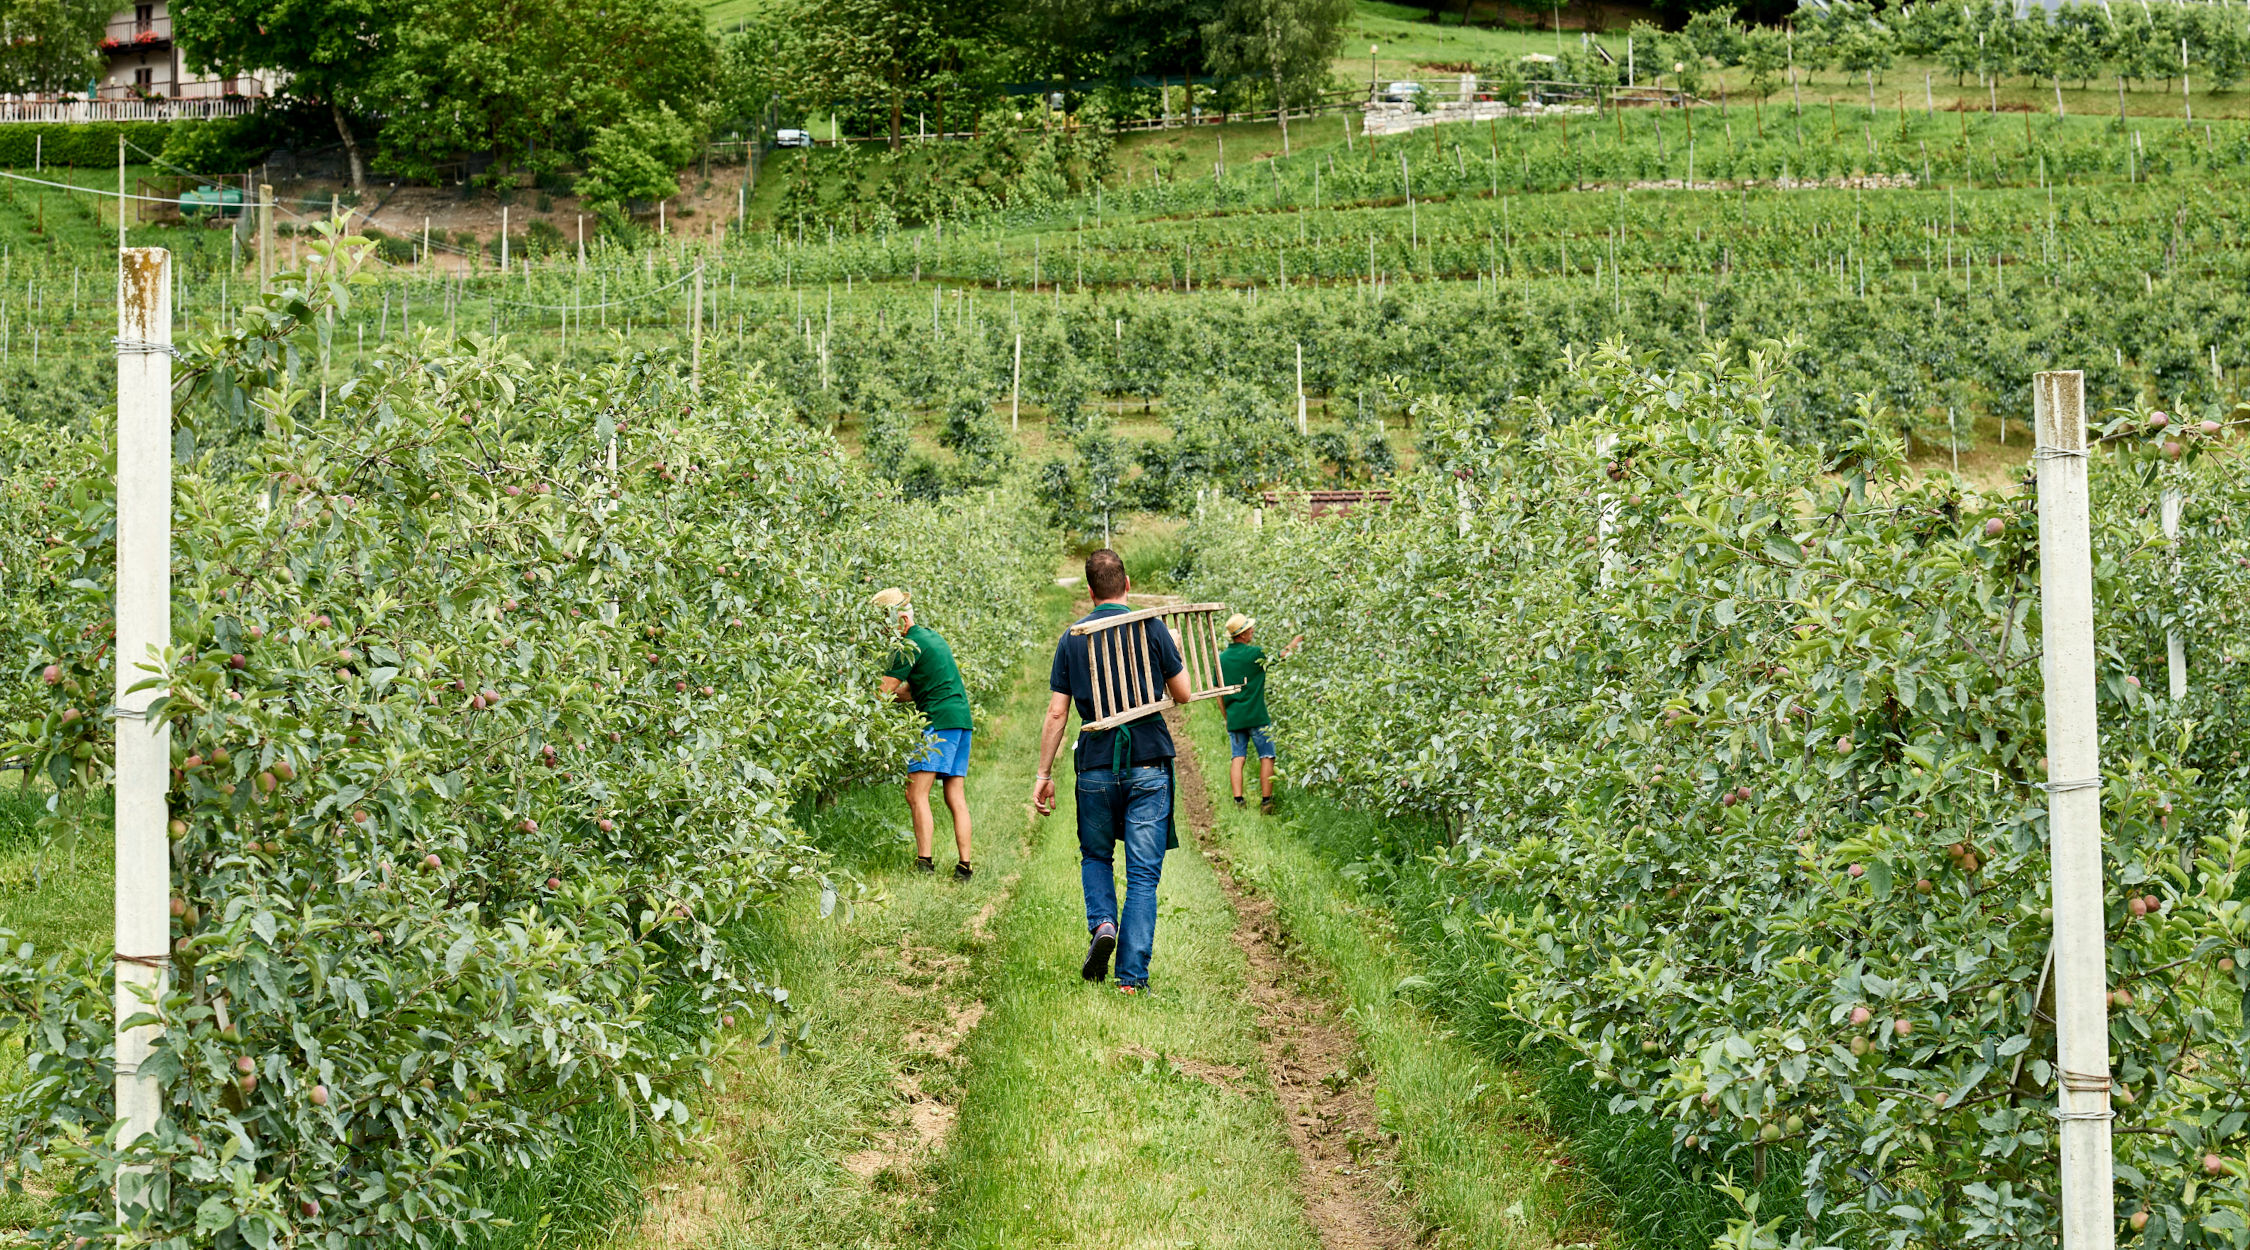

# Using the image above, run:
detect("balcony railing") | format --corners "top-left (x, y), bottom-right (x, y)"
top-left (86, 77), bottom-right (267, 102)
top-left (101, 14), bottom-right (173, 47)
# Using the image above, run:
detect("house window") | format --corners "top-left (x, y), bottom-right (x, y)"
top-left (134, 66), bottom-right (154, 94)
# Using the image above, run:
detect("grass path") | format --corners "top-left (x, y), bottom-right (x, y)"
top-left (601, 584), bottom-right (1616, 1250)
top-left (1173, 704), bottom-right (1614, 1250)
top-left (597, 585), bottom-right (1074, 1248)
top-left (927, 722), bottom-right (1320, 1250)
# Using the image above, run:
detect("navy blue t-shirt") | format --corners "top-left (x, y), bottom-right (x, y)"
top-left (1050, 606), bottom-right (1184, 771)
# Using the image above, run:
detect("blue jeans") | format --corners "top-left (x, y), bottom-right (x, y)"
top-left (1075, 766), bottom-right (1171, 988)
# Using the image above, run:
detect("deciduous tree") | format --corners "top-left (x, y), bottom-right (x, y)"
top-left (1199, 0), bottom-right (1350, 152)
top-left (172, 0), bottom-right (396, 190)
top-left (368, 0), bottom-right (714, 188)
top-left (0, 0), bottom-right (116, 99)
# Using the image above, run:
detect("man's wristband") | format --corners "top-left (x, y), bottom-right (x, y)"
top-left (1037, 772), bottom-right (1052, 781)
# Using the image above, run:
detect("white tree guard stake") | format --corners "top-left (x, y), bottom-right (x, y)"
top-left (690, 262), bottom-right (704, 397)
top-left (2163, 487), bottom-right (2187, 700)
top-left (2033, 370), bottom-right (2116, 1250)
top-left (1012, 333), bottom-right (1023, 433)
top-left (1596, 433), bottom-right (1619, 588)
top-left (1296, 343), bottom-right (1308, 436)
top-left (1071, 605), bottom-right (1239, 732)
top-left (258, 184), bottom-right (275, 290)
top-left (115, 248), bottom-right (174, 1168)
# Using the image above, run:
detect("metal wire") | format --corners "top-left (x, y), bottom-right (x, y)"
top-left (2040, 776), bottom-right (2102, 794)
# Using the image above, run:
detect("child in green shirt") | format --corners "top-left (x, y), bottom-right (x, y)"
top-left (1218, 613), bottom-right (1301, 816)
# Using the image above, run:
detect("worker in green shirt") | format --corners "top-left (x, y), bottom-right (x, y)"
top-left (1218, 613), bottom-right (1301, 816)
top-left (873, 588), bottom-right (974, 880)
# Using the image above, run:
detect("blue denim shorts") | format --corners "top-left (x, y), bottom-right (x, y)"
top-left (1229, 727), bottom-right (1276, 759)
top-left (909, 728), bottom-right (972, 778)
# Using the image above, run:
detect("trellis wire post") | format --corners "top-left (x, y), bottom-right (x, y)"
top-left (690, 261), bottom-right (704, 396)
top-left (2032, 369), bottom-right (2116, 1250)
top-left (1295, 343), bottom-right (1307, 436)
top-left (1595, 433), bottom-right (1617, 587)
top-left (114, 247), bottom-right (173, 1196)
top-left (258, 184), bottom-right (274, 289)
top-left (2163, 487), bottom-right (2186, 700)
top-left (1012, 333), bottom-right (1022, 433)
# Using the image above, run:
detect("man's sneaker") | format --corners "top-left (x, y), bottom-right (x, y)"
top-left (953, 861), bottom-right (974, 882)
top-left (1082, 922), bottom-right (1118, 982)
top-left (1232, 795), bottom-right (1246, 808)
top-left (913, 856), bottom-right (936, 875)
top-left (1117, 984), bottom-right (1141, 997)
top-left (1260, 797), bottom-right (1278, 817)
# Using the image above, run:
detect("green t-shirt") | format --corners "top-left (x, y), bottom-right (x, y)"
top-left (1219, 642), bottom-right (1270, 732)
top-left (885, 624), bottom-right (973, 731)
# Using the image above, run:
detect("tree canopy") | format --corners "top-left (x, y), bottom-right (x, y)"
top-left (0, 0), bottom-right (113, 97)
top-left (180, 0), bottom-right (715, 188)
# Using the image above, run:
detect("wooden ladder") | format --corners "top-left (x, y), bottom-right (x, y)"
top-left (1070, 603), bottom-right (1240, 732)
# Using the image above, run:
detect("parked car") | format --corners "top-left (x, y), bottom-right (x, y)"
top-left (1380, 81), bottom-right (1424, 103)
top-left (774, 129), bottom-right (813, 148)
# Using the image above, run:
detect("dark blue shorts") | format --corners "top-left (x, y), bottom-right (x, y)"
top-left (1229, 727), bottom-right (1276, 759)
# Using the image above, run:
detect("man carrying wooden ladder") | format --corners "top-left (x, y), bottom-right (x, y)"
top-left (1032, 549), bottom-right (1194, 995)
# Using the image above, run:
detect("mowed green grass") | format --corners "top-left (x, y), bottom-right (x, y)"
top-left (703, 0), bottom-right (774, 34)
top-left (1177, 702), bottom-right (1614, 1250)
top-left (0, 788), bottom-right (109, 957)
top-left (932, 750), bottom-right (1323, 1249)
top-left (595, 579), bottom-right (1341, 1249)
top-left (596, 584), bottom-right (1076, 1248)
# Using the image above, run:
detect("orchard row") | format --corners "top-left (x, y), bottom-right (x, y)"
top-left (1179, 345), bottom-right (2250, 1248)
top-left (0, 232), bottom-right (1055, 1246)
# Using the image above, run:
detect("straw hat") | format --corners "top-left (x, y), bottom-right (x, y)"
top-left (1224, 613), bottom-right (1254, 638)
top-left (871, 587), bottom-right (911, 615)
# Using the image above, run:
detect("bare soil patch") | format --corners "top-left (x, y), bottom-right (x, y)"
top-left (1167, 710), bottom-right (1421, 1250)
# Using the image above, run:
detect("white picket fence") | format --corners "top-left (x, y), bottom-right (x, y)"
top-left (0, 98), bottom-right (258, 124)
